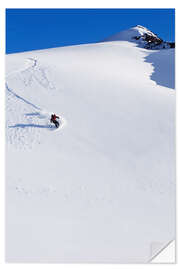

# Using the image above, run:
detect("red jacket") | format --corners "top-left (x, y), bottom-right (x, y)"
top-left (51, 114), bottom-right (59, 122)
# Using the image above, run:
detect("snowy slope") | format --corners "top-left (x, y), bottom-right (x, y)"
top-left (6, 37), bottom-right (175, 262)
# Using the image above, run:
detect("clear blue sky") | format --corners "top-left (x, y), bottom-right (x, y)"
top-left (6, 9), bottom-right (175, 54)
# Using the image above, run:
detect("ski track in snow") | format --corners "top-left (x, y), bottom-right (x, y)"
top-left (9, 181), bottom-right (56, 198)
top-left (6, 57), bottom-right (56, 90)
top-left (6, 57), bottom-right (65, 150)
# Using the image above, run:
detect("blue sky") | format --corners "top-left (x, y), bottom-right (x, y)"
top-left (6, 9), bottom-right (175, 54)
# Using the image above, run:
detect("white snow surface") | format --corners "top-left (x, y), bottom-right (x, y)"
top-left (6, 40), bottom-right (175, 263)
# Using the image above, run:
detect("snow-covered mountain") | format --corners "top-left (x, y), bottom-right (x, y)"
top-left (103, 25), bottom-right (175, 50)
top-left (6, 26), bottom-right (175, 263)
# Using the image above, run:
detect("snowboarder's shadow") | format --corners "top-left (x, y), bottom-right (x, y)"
top-left (9, 123), bottom-right (51, 129)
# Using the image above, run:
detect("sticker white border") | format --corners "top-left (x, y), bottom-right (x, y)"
top-left (0, 1), bottom-right (178, 269)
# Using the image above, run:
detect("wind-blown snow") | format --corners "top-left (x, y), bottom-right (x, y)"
top-left (6, 39), bottom-right (175, 263)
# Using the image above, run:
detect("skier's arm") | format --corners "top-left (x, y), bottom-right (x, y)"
top-left (56, 116), bottom-right (60, 119)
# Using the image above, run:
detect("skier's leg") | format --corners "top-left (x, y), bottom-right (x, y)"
top-left (54, 120), bottom-right (59, 128)
top-left (56, 121), bottom-right (59, 128)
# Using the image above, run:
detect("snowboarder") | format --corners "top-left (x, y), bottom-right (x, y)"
top-left (50, 114), bottom-right (60, 128)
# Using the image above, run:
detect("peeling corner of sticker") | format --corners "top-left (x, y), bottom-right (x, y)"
top-left (150, 242), bottom-right (163, 258)
top-left (149, 240), bottom-right (175, 263)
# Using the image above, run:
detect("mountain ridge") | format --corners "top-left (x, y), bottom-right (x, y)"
top-left (102, 25), bottom-right (175, 50)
